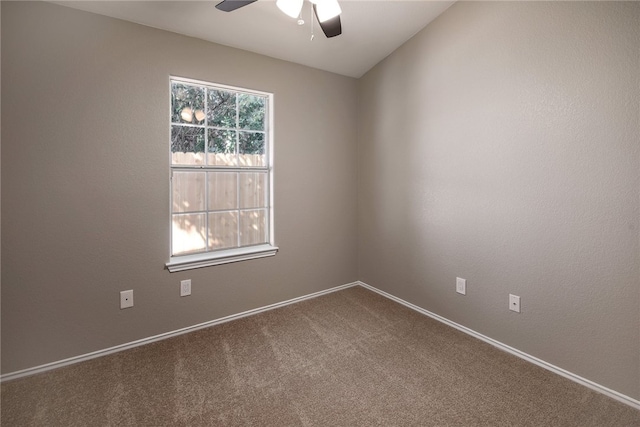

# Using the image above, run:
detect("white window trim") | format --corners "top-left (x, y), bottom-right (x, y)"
top-left (166, 244), bottom-right (279, 272)
top-left (166, 76), bottom-right (277, 272)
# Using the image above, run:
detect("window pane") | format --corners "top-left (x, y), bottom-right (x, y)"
top-left (208, 212), bottom-right (238, 250)
top-left (172, 171), bottom-right (205, 213)
top-left (208, 129), bottom-right (237, 166)
top-left (172, 126), bottom-right (205, 165)
top-left (208, 172), bottom-right (237, 211)
top-left (170, 79), bottom-right (273, 263)
top-left (238, 94), bottom-right (265, 130)
top-left (239, 131), bottom-right (265, 167)
top-left (208, 89), bottom-right (236, 128)
top-left (239, 172), bottom-right (267, 209)
top-left (172, 83), bottom-right (205, 125)
top-left (172, 213), bottom-right (206, 255)
top-left (240, 209), bottom-right (267, 247)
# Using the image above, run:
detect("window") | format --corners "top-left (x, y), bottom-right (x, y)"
top-left (166, 77), bottom-right (277, 272)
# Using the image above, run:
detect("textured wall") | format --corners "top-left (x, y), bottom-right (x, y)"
top-left (358, 2), bottom-right (640, 398)
top-left (3, 0), bottom-right (640, 403)
top-left (1, 1), bottom-right (358, 373)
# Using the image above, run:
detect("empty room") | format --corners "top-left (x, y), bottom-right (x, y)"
top-left (1, 0), bottom-right (639, 425)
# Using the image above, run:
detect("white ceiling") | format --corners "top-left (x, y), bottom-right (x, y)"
top-left (52, 0), bottom-right (455, 78)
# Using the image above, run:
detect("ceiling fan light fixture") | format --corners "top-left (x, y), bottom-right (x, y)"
top-left (314, 0), bottom-right (341, 23)
top-left (276, 0), bottom-right (304, 19)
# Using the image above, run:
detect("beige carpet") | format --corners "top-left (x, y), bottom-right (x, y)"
top-left (2, 286), bottom-right (639, 426)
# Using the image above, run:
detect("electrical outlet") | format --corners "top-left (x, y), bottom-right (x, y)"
top-left (120, 290), bottom-right (134, 309)
top-left (180, 279), bottom-right (191, 297)
top-left (509, 294), bottom-right (521, 313)
top-left (456, 277), bottom-right (466, 295)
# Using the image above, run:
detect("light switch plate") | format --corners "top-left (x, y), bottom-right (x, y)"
top-left (120, 290), bottom-right (134, 309)
top-left (456, 277), bottom-right (466, 295)
top-left (509, 294), bottom-right (521, 313)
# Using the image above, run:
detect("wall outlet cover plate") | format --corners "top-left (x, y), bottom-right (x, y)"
top-left (180, 279), bottom-right (191, 297)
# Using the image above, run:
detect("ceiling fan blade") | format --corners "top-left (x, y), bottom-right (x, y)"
top-left (313, 5), bottom-right (342, 38)
top-left (215, 0), bottom-right (258, 12)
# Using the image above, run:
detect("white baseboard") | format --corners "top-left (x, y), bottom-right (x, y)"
top-left (4, 279), bottom-right (639, 412)
top-left (357, 281), bottom-right (640, 411)
top-left (0, 281), bottom-right (359, 383)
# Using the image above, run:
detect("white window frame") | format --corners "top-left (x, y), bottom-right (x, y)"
top-left (166, 76), bottom-right (277, 272)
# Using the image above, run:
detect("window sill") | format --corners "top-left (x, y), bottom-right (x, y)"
top-left (166, 244), bottom-right (278, 272)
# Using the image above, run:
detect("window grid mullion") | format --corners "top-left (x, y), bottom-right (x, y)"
top-left (265, 173), bottom-right (270, 244)
top-left (265, 100), bottom-right (270, 244)
top-left (204, 87), bottom-right (209, 165)
top-left (236, 174), bottom-right (241, 248)
top-left (171, 122), bottom-right (205, 129)
top-left (173, 207), bottom-right (266, 216)
top-left (208, 126), bottom-right (264, 134)
top-left (236, 94), bottom-right (242, 248)
top-left (170, 166), bottom-right (268, 172)
top-left (205, 171), bottom-right (210, 251)
top-left (204, 87), bottom-right (210, 250)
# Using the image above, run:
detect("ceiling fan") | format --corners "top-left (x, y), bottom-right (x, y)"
top-left (215, 0), bottom-right (342, 38)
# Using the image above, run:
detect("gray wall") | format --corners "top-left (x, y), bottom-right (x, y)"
top-left (1, 1), bottom-right (358, 373)
top-left (2, 0), bottom-right (639, 403)
top-left (358, 1), bottom-right (639, 399)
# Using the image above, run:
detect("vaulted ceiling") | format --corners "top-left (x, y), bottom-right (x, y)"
top-left (52, 1), bottom-right (455, 78)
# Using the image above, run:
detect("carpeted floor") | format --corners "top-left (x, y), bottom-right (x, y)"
top-left (2, 286), bottom-right (639, 426)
